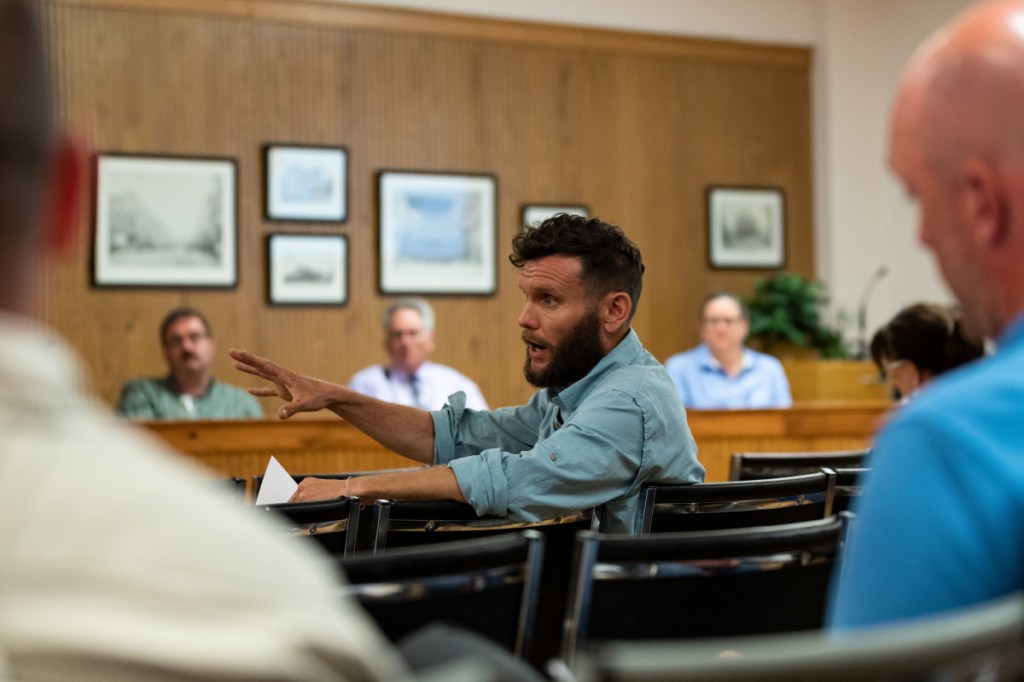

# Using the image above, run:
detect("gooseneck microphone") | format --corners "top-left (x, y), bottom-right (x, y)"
top-left (855, 265), bottom-right (889, 359)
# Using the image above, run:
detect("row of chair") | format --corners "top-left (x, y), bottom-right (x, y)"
top-left (322, 511), bottom-right (1024, 680)
top-left (251, 444), bottom-right (868, 557)
top-left (574, 589), bottom-right (1024, 681)
top-left (256, 461), bottom-right (869, 558)
top-left (329, 515), bottom-right (847, 669)
top-left (252, 450), bottom-right (872, 668)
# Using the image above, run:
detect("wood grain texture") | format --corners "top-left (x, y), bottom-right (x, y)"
top-left (41, 0), bottom-right (814, 412)
top-left (145, 402), bottom-right (888, 488)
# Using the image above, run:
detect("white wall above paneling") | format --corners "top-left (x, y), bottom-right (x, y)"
top-left (330, 0), bottom-right (823, 46)
top-left (337, 0), bottom-right (977, 346)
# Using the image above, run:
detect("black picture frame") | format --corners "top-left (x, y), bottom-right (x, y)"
top-left (93, 153), bottom-right (238, 288)
top-left (377, 170), bottom-right (497, 295)
top-left (264, 143), bottom-right (348, 223)
top-left (707, 185), bottom-right (786, 269)
top-left (520, 203), bottom-right (590, 230)
top-left (267, 233), bottom-right (348, 306)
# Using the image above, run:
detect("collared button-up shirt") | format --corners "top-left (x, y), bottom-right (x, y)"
top-left (349, 361), bottom-right (488, 410)
top-left (431, 329), bottom-right (705, 535)
top-left (664, 343), bottom-right (792, 409)
top-left (116, 376), bottom-right (263, 420)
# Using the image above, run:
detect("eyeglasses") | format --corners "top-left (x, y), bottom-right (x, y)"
top-left (880, 359), bottom-right (907, 380)
top-left (166, 332), bottom-right (209, 348)
top-left (702, 317), bottom-right (743, 327)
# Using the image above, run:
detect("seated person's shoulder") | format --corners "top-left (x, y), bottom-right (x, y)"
top-left (348, 364), bottom-right (384, 387)
top-left (115, 376), bottom-right (164, 417)
top-left (749, 347), bottom-right (786, 368)
top-left (664, 344), bottom-right (705, 368)
top-left (209, 380), bottom-right (263, 416)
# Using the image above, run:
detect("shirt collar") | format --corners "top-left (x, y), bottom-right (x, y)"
top-left (162, 375), bottom-right (216, 399)
top-left (550, 328), bottom-right (643, 412)
top-left (698, 344), bottom-right (753, 372)
top-left (386, 362), bottom-right (430, 383)
top-left (997, 312), bottom-right (1024, 350)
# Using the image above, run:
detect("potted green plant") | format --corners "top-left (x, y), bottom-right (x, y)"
top-left (744, 273), bottom-right (849, 359)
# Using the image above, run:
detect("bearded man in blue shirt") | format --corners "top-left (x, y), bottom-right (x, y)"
top-left (232, 214), bottom-right (704, 534)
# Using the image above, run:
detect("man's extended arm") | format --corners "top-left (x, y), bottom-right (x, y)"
top-left (292, 465), bottom-right (465, 503)
top-left (230, 348), bottom-right (435, 462)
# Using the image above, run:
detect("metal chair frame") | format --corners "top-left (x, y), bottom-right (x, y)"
top-left (640, 471), bottom-right (837, 534)
top-left (561, 516), bottom-right (844, 666)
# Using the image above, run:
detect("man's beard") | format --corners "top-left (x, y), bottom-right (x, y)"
top-left (523, 311), bottom-right (605, 389)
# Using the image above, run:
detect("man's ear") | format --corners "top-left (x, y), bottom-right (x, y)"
top-left (599, 291), bottom-right (633, 333)
top-left (962, 158), bottom-right (1005, 248)
top-left (41, 136), bottom-right (85, 255)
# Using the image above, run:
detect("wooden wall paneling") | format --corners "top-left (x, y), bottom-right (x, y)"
top-left (145, 402), bottom-right (888, 485)
top-left (42, 0), bottom-right (814, 414)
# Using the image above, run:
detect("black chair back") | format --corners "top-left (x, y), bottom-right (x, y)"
top-left (260, 495), bottom-right (361, 557)
top-left (221, 476), bottom-right (248, 500)
top-left (827, 466), bottom-right (870, 513)
top-left (562, 516), bottom-right (843, 666)
top-left (641, 471), bottom-right (836, 534)
top-left (729, 449), bottom-right (869, 481)
top-left (369, 499), bottom-right (596, 669)
top-left (338, 530), bottom-right (545, 660)
top-left (576, 590), bottom-right (1024, 682)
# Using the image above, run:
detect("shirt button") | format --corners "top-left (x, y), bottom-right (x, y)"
top-left (550, 452), bottom-right (558, 462)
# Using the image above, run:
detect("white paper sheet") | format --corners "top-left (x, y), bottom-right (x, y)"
top-left (255, 455), bottom-right (298, 505)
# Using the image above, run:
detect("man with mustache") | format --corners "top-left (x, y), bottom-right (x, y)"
top-left (117, 307), bottom-right (263, 419)
top-left (233, 214), bottom-right (704, 534)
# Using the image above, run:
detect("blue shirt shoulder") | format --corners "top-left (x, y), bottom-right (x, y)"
top-left (829, 315), bottom-right (1024, 629)
top-left (664, 344), bottom-right (792, 409)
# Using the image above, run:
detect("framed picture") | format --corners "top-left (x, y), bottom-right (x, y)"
top-left (93, 154), bottom-right (237, 287)
top-left (267, 233), bottom-right (348, 306)
top-left (264, 144), bottom-right (347, 222)
top-left (707, 186), bottom-right (786, 269)
top-left (521, 203), bottom-right (589, 230)
top-left (378, 170), bottom-right (497, 295)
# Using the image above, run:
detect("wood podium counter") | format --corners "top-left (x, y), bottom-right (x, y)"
top-left (143, 401), bottom-right (892, 486)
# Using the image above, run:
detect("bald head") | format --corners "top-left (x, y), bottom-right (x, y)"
top-left (889, 1), bottom-right (1024, 339)
top-left (895, 2), bottom-right (1024, 172)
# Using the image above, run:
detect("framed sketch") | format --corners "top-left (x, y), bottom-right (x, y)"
top-left (707, 186), bottom-right (786, 269)
top-left (93, 154), bottom-right (237, 287)
top-left (378, 170), bottom-right (497, 295)
top-left (265, 144), bottom-right (347, 222)
top-left (521, 203), bottom-right (589, 230)
top-left (267, 233), bottom-right (348, 306)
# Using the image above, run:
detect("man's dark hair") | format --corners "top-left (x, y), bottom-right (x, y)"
top-left (509, 213), bottom-right (644, 320)
top-left (160, 307), bottom-right (213, 345)
top-left (0, 0), bottom-right (53, 248)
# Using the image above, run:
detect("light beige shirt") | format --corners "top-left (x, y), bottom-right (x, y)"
top-left (0, 314), bottom-right (407, 681)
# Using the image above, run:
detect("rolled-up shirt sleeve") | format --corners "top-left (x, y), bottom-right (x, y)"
top-left (432, 386), bottom-right (649, 522)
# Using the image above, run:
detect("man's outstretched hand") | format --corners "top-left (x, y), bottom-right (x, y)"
top-left (229, 348), bottom-right (342, 420)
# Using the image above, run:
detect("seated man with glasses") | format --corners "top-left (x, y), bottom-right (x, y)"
top-left (665, 293), bottom-right (792, 409)
top-left (116, 307), bottom-right (263, 419)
